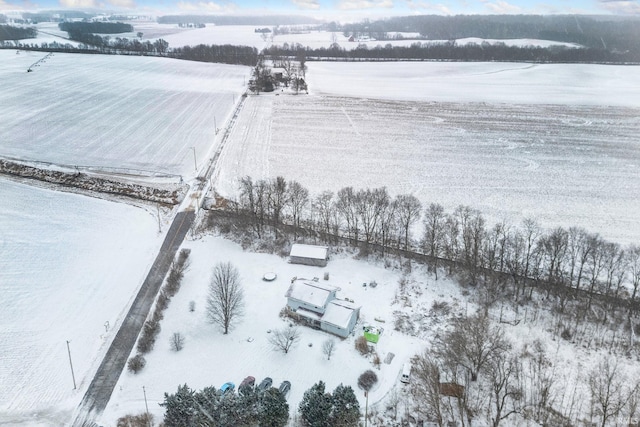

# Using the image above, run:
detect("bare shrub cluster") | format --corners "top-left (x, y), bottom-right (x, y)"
top-left (128, 249), bottom-right (191, 373)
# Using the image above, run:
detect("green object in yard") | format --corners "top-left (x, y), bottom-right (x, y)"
top-left (363, 325), bottom-right (382, 343)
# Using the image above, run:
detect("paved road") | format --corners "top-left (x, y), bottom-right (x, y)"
top-left (72, 210), bottom-right (195, 427)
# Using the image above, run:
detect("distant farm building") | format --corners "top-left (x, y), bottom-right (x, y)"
top-left (285, 279), bottom-right (360, 338)
top-left (289, 244), bottom-right (329, 267)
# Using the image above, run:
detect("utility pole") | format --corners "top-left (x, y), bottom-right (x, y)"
top-left (156, 204), bottom-right (162, 233)
top-left (190, 146), bottom-right (197, 173)
top-left (66, 340), bottom-right (76, 390)
top-left (214, 116), bottom-right (217, 134)
top-left (143, 386), bottom-right (151, 427)
top-left (364, 390), bottom-right (368, 427)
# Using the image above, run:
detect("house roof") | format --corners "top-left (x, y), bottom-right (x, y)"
top-left (322, 300), bottom-right (360, 330)
top-left (285, 280), bottom-right (337, 308)
top-left (289, 244), bottom-right (328, 260)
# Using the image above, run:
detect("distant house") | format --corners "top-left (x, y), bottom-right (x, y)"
top-left (285, 279), bottom-right (360, 338)
top-left (289, 244), bottom-right (329, 267)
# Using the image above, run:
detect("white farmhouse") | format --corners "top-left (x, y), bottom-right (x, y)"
top-left (289, 244), bottom-right (329, 267)
top-left (285, 279), bottom-right (360, 338)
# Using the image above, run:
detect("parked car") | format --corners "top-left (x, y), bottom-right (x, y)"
top-left (239, 376), bottom-right (256, 395)
top-left (278, 380), bottom-right (291, 397)
top-left (220, 382), bottom-right (235, 395)
top-left (257, 377), bottom-right (272, 393)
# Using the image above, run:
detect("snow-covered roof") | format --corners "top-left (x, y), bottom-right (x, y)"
top-left (322, 300), bottom-right (360, 329)
top-left (285, 280), bottom-right (337, 308)
top-left (289, 244), bottom-right (328, 260)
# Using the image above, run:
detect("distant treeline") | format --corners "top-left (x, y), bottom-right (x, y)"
top-left (265, 42), bottom-right (640, 64)
top-left (24, 11), bottom-right (92, 22)
top-left (1, 38), bottom-right (257, 66)
top-left (169, 44), bottom-right (258, 66)
top-left (157, 14), bottom-right (319, 25)
top-left (59, 21), bottom-right (133, 35)
top-left (336, 15), bottom-right (640, 53)
top-left (0, 25), bottom-right (37, 41)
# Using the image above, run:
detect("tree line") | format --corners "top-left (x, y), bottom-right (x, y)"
top-left (336, 14), bottom-right (640, 53)
top-left (161, 380), bottom-right (360, 427)
top-left (264, 41), bottom-right (640, 64)
top-left (0, 24), bottom-right (37, 41)
top-left (59, 21), bottom-right (133, 35)
top-left (215, 176), bottom-right (640, 322)
top-left (1, 37), bottom-right (257, 66)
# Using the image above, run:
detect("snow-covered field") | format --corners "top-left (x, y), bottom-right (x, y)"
top-left (3, 22), bottom-right (640, 426)
top-left (0, 179), bottom-right (162, 425)
top-left (0, 50), bottom-right (250, 179)
top-left (215, 62), bottom-right (640, 244)
top-left (99, 235), bottom-right (460, 425)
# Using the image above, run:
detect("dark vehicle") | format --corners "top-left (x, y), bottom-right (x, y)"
top-left (220, 382), bottom-right (235, 395)
top-left (278, 380), bottom-right (291, 397)
top-left (239, 376), bottom-right (256, 395)
top-left (257, 377), bottom-right (272, 393)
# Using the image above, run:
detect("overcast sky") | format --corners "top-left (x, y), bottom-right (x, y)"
top-left (1, 0), bottom-right (639, 17)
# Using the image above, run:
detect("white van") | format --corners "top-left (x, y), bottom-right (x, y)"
top-left (400, 362), bottom-right (411, 383)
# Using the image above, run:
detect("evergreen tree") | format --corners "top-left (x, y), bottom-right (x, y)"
top-left (161, 384), bottom-right (196, 427)
top-left (193, 386), bottom-right (221, 425)
top-left (218, 392), bottom-right (242, 426)
top-left (259, 388), bottom-right (289, 427)
top-left (330, 384), bottom-right (360, 427)
top-left (299, 381), bottom-right (333, 427)
top-left (238, 386), bottom-right (261, 426)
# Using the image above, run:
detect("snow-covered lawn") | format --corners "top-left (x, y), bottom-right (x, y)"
top-left (0, 178), bottom-right (162, 425)
top-left (99, 235), bottom-right (464, 425)
top-left (0, 50), bottom-right (250, 179)
top-left (215, 62), bottom-right (640, 244)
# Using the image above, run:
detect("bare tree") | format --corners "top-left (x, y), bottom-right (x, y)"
top-left (287, 180), bottom-right (309, 236)
top-left (436, 312), bottom-right (510, 382)
top-left (322, 339), bottom-right (336, 360)
top-left (411, 351), bottom-right (444, 427)
top-left (313, 190), bottom-right (336, 241)
top-left (423, 203), bottom-right (446, 279)
top-left (486, 352), bottom-right (523, 427)
top-left (269, 326), bottom-right (300, 354)
top-left (207, 262), bottom-right (244, 334)
top-left (395, 194), bottom-right (422, 251)
top-left (588, 357), bottom-right (629, 427)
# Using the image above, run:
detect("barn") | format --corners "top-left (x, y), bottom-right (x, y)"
top-left (284, 279), bottom-right (360, 338)
top-left (289, 244), bottom-right (329, 267)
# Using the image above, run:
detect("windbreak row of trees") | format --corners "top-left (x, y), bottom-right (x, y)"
top-left (264, 41), bottom-right (640, 64)
top-left (0, 24), bottom-right (37, 41)
top-left (222, 177), bottom-right (640, 318)
top-left (169, 44), bottom-right (258, 66)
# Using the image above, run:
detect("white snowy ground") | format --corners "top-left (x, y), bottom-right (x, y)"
top-left (0, 50), bottom-right (250, 180)
top-left (215, 62), bottom-right (640, 244)
top-left (99, 235), bottom-right (464, 425)
top-left (0, 179), bottom-right (163, 426)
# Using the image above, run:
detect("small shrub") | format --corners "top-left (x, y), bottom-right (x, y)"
top-left (117, 413), bottom-right (153, 427)
top-left (127, 354), bottom-right (146, 374)
top-left (189, 300), bottom-right (196, 312)
top-left (372, 352), bottom-right (381, 369)
top-left (355, 336), bottom-right (370, 355)
top-left (156, 291), bottom-right (170, 311)
top-left (171, 332), bottom-right (185, 352)
top-left (358, 369), bottom-right (378, 391)
top-left (561, 327), bottom-right (572, 341)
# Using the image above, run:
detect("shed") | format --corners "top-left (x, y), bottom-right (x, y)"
top-left (289, 244), bottom-right (329, 267)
